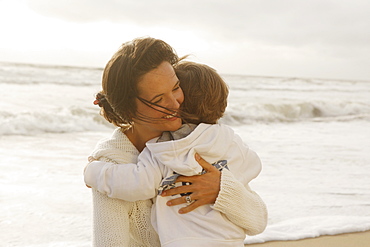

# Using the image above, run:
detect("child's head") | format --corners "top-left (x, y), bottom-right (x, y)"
top-left (175, 61), bottom-right (229, 125)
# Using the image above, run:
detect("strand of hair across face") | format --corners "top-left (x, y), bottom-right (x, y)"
top-left (138, 96), bottom-right (203, 124)
top-left (135, 97), bottom-right (181, 123)
top-left (94, 93), bottom-right (198, 124)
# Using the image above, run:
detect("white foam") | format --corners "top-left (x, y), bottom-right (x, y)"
top-left (244, 216), bottom-right (370, 244)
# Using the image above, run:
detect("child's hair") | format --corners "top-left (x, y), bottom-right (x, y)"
top-left (175, 61), bottom-right (229, 124)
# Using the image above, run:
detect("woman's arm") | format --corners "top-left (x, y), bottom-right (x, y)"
top-left (84, 149), bottom-right (165, 202)
top-left (161, 153), bottom-right (268, 236)
top-left (212, 168), bottom-right (268, 235)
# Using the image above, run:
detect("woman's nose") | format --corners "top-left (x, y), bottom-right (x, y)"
top-left (169, 96), bottom-right (180, 109)
top-left (168, 92), bottom-right (183, 110)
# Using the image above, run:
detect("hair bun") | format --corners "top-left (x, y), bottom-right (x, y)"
top-left (93, 92), bottom-right (107, 107)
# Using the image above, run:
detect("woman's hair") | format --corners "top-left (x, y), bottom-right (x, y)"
top-left (175, 61), bottom-right (229, 125)
top-left (96, 37), bottom-right (179, 128)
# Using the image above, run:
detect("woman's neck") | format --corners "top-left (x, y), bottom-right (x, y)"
top-left (123, 126), bottom-right (161, 152)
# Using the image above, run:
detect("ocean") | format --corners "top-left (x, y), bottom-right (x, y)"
top-left (1, 62), bottom-right (370, 246)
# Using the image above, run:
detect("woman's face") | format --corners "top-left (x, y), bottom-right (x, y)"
top-left (133, 61), bottom-right (184, 139)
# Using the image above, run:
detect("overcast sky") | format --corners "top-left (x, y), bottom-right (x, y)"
top-left (1, 0), bottom-right (369, 80)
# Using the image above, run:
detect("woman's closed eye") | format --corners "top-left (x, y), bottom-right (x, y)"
top-left (173, 85), bottom-right (181, 92)
top-left (152, 97), bottom-right (162, 104)
top-left (151, 85), bottom-right (181, 105)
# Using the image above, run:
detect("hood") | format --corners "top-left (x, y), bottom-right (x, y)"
top-left (145, 124), bottom-right (234, 176)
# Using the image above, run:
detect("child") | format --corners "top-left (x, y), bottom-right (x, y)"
top-left (85, 61), bottom-right (267, 246)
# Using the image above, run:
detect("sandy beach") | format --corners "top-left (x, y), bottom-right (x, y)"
top-left (245, 230), bottom-right (370, 247)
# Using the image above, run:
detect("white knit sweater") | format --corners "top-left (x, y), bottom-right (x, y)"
top-left (89, 128), bottom-right (160, 247)
top-left (88, 127), bottom-right (267, 246)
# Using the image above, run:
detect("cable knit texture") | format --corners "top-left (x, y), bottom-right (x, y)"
top-left (212, 168), bottom-right (268, 236)
top-left (89, 128), bottom-right (161, 247)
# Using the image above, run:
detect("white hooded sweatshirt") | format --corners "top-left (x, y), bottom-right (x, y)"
top-left (85, 123), bottom-right (267, 246)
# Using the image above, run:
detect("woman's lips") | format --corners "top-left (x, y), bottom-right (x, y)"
top-left (162, 112), bottom-right (179, 120)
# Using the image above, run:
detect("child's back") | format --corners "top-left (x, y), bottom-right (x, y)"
top-left (146, 61), bottom-right (263, 246)
top-left (148, 122), bottom-right (261, 247)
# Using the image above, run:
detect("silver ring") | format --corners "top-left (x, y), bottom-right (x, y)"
top-left (185, 195), bottom-right (193, 205)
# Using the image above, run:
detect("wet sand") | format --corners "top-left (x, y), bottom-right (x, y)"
top-left (245, 230), bottom-right (370, 247)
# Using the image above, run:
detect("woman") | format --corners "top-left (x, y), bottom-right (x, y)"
top-left (89, 37), bottom-right (267, 246)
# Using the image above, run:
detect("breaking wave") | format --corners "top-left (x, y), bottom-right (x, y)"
top-left (0, 107), bottom-right (113, 136)
top-left (2, 100), bottom-right (369, 136)
top-left (220, 101), bottom-right (370, 125)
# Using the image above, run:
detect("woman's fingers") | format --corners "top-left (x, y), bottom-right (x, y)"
top-left (166, 192), bottom-right (214, 214)
top-left (161, 183), bottom-right (195, 197)
top-left (194, 153), bottom-right (218, 172)
top-left (166, 194), bottom-right (193, 206)
top-left (166, 191), bottom-right (199, 206)
top-left (162, 170), bottom-right (218, 197)
top-left (178, 200), bottom-right (202, 214)
top-left (163, 153), bottom-right (221, 213)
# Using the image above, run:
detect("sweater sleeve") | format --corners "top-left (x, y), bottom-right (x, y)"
top-left (212, 168), bottom-right (268, 236)
top-left (84, 149), bottom-right (164, 202)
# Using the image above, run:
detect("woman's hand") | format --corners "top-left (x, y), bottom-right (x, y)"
top-left (161, 153), bottom-right (221, 214)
